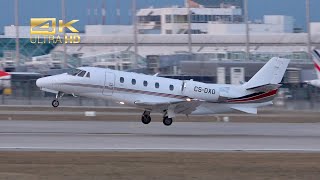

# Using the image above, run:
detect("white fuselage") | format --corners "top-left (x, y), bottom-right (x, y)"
top-left (36, 67), bottom-right (274, 115)
top-left (307, 79), bottom-right (320, 88)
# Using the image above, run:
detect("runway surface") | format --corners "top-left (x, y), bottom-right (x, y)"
top-left (0, 120), bottom-right (320, 152)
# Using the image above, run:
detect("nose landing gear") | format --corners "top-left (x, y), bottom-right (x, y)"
top-left (52, 99), bottom-right (59, 107)
top-left (52, 91), bottom-right (64, 108)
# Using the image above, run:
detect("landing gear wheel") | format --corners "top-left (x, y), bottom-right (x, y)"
top-left (52, 99), bottom-right (59, 108)
top-left (141, 115), bottom-right (151, 124)
top-left (141, 111), bottom-right (151, 125)
top-left (163, 117), bottom-right (173, 126)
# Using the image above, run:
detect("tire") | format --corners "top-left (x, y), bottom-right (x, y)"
top-left (163, 117), bottom-right (173, 126)
top-left (141, 115), bottom-right (151, 124)
top-left (52, 100), bottom-right (59, 108)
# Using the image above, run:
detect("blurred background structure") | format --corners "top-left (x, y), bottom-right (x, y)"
top-left (0, 0), bottom-right (320, 109)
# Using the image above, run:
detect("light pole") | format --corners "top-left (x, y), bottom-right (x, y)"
top-left (244, 0), bottom-right (250, 61)
top-left (187, 0), bottom-right (192, 55)
top-left (61, 0), bottom-right (67, 68)
top-left (306, 0), bottom-right (311, 57)
top-left (14, 0), bottom-right (20, 68)
top-left (132, 0), bottom-right (138, 65)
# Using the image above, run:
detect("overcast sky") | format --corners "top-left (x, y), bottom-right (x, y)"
top-left (0, 0), bottom-right (319, 34)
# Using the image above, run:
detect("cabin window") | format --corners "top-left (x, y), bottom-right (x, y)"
top-left (77, 71), bottom-right (86, 77)
top-left (155, 82), bottom-right (159, 88)
top-left (169, 85), bottom-right (174, 91)
top-left (86, 72), bottom-right (90, 78)
top-left (120, 77), bottom-right (124, 83)
top-left (143, 80), bottom-right (148, 87)
top-left (132, 79), bottom-right (136, 85)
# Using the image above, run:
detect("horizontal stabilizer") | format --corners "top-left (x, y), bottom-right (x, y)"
top-left (231, 106), bottom-right (257, 114)
top-left (246, 84), bottom-right (281, 92)
top-left (243, 57), bottom-right (290, 90)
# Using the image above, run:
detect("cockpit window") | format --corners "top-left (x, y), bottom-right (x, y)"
top-left (86, 72), bottom-right (90, 78)
top-left (68, 69), bottom-right (81, 76)
top-left (68, 69), bottom-right (90, 78)
top-left (77, 71), bottom-right (86, 77)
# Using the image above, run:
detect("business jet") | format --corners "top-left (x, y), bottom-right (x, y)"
top-left (0, 71), bottom-right (41, 90)
top-left (305, 49), bottom-right (320, 88)
top-left (36, 57), bottom-right (290, 126)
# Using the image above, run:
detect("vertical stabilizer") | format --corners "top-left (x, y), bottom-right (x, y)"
top-left (243, 57), bottom-right (290, 90)
top-left (312, 49), bottom-right (320, 79)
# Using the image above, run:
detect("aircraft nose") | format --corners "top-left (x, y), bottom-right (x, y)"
top-left (36, 77), bottom-right (49, 88)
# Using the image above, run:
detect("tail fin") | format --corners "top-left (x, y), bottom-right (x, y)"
top-left (0, 71), bottom-right (10, 78)
top-left (243, 57), bottom-right (290, 90)
top-left (312, 49), bottom-right (320, 79)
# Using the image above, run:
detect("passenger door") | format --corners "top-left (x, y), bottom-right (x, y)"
top-left (103, 72), bottom-right (115, 96)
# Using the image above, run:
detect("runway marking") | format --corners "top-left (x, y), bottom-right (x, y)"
top-left (0, 147), bottom-right (320, 153)
top-left (0, 132), bottom-right (319, 138)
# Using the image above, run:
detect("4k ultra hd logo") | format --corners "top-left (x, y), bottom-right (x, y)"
top-left (30, 18), bottom-right (81, 44)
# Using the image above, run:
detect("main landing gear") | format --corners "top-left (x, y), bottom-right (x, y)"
top-left (140, 108), bottom-right (175, 126)
top-left (163, 116), bottom-right (173, 126)
top-left (162, 109), bottom-right (174, 126)
top-left (141, 111), bottom-right (151, 124)
top-left (52, 91), bottom-right (64, 108)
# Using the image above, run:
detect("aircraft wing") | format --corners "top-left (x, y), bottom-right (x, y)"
top-left (134, 99), bottom-right (203, 115)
